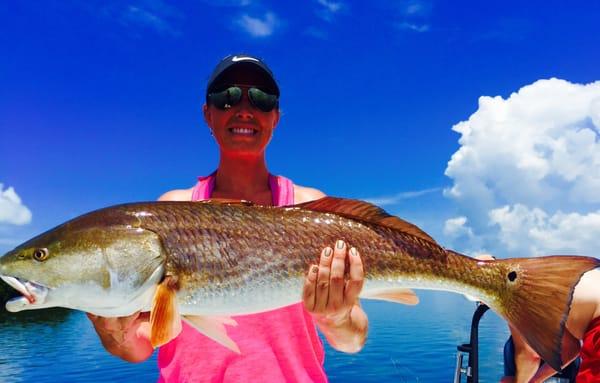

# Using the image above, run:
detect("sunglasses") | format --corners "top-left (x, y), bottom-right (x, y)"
top-left (208, 85), bottom-right (279, 112)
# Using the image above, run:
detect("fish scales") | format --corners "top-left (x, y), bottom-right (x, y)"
top-left (2, 197), bottom-right (598, 371)
top-left (127, 202), bottom-right (499, 305)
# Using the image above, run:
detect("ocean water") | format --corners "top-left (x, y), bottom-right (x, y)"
top-left (0, 291), bottom-right (509, 382)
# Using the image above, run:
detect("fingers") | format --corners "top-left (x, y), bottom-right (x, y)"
top-left (86, 312), bottom-right (142, 332)
top-left (303, 240), bottom-right (366, 316)
top-left (345, 247), bottom-right (364, 304)
top-left (302, 265), bottom-right (319, 311)
top-left (328, 240), bottom-right (347, 311)
top-left (314, 247), bottom-right (333, 312)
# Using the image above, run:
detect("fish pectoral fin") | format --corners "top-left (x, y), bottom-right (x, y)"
top-left (362, 288), bottom-right (419, 305)
top-left (150, 277), bottom-right (182, 348)
top-left (183, 315), bottom-right (241, 354)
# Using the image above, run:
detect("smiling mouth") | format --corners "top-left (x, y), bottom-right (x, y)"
top-left (1, 276), bottom-right (48, 307)
top-left (228, 127), bottom-right (257, 136)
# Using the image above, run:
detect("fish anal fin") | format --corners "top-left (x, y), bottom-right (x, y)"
top-left (295, 197), bottom-right (437, 244)
top-left (150, 276), bottom-right (181, 348)
top-left (501, 256), bottom-right (599, 371)
top-left (183, 315), bottom-right (240, 354)
top-left (363, 288), bottom-right (419, 305)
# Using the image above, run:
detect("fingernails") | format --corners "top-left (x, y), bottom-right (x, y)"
top-left (311, 265), bottom-right (319, 273)
top-left (350, 247), bottom-right (358, 256)
top-left (324, 248), bottom-right (332, 257)
top-left (336, 240), bottom-right (345, 249)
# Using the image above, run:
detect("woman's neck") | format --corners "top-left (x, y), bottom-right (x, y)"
top-left (213, 153), bottom-right (271, 201)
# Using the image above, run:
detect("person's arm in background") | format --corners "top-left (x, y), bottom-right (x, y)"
top-left (505, 325), bottom-right (543, 383)
top-left (87, 189), bottom-right (193, 362)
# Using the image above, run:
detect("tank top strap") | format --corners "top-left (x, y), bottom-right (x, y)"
top-left (269, 174), bottom-right (295, 206)
top-left (191, 172), bottom-right (216, 201)
top-left (192, 172), bottom-right (294, 206)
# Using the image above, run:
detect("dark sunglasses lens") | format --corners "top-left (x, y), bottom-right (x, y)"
top-left (248, 88), bottom-right (278, 112)
top-left (210, 87), bottom-right (242, 109)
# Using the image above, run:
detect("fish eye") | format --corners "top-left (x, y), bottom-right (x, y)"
top-left (33, 248), bottom-right (49, 262)
top-left (507, 271), bottom-right (517, 282)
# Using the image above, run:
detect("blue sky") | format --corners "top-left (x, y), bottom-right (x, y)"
top-left (1, 0), bottom-right (599, 257)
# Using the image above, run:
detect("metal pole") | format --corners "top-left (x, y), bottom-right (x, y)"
top-left (467, 304), bottom-right (490, 383)
top-left (454, 303), bottom-right (489, 383)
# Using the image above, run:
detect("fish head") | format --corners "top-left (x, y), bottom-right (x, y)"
top-left (0, 205), bottom-right (165, 315)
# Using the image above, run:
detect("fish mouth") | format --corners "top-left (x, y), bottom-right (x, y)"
top-left (1, 276), bottom-right (49, 312)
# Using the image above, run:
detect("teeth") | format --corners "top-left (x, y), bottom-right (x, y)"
top-left (231, 128), bottom-right (255, 134)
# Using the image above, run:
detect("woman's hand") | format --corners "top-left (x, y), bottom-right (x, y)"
top-left (87, 311), bottom-right (154, 363)
top-left (302, 240), bottom-right (368, 353)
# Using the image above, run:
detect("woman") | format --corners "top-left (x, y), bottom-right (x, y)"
top-left (89, 54), bottom-right (369, 382)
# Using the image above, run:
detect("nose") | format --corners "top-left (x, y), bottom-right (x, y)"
top-left (235, 104), bottom-right (254, 120)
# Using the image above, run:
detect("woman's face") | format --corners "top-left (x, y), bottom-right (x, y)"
top-left (203, 70), bottom-right (280, 158)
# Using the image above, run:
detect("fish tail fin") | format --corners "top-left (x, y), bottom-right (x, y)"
top-left (499, 256), bottom-right (599, 371)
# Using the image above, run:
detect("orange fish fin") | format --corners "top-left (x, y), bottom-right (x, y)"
top-left (500, 256), bottom-right (598, 371)
top-left (149, 276), bottom-right (181, 348)
top-left (528, 329), bottom-right (581, 382)
top-left (362, 288), bottom-right (419, 305)
top-left (183, 315), bottom-right (241, 354)
top-left (295, 196), bottom-right (437, 244)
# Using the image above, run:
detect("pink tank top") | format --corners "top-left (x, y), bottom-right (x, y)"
top-left (157, 173), bottom-right (327, 383)
top-left (576, 316), bottom-right (600, 383)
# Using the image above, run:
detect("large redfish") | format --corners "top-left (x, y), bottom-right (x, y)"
top-left (0, 197), bottom-right (597, 370)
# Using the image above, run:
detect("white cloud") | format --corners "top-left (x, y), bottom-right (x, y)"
top-left (391, 0), bottom-right (431, 33)
top-left (396, 22), bottom-right (430, 33)
top-left (103, 0), bottom-right (183, 37)
top-left (235, 12), bottom-right (279, 37)
top-left (443, 216), bottom-right (473, 238)
top-left (365, 187), bottom-right (440, 206)
top-left (315, 0), bottom-right (344, 22)
top-left (317, 0), bottom-right (342, 13)
top-left (401, 0), bottom-right (432, 16)
top-left (123, 5), bottom-right (178, 35)
top-left (444, 78), bottom-right (600, 256)
top-left (489, 205), bottom-right (600, 255)
top-left (0, 184), bottom-right (32, 226)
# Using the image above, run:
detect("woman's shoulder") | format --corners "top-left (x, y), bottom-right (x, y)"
top-left (158, 188), bottom-right (194, 201)
top-left (293, 184), bottom-right (326, 204)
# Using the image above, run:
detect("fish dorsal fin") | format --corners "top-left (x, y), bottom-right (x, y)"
top-left (200, 198), bottom-right (255, 206)
top-left (183, 315), bottom-right (240, 354)
top-left (295, 197), bottom-right (437, 244)
top-left (150, 276), bottom-right (182, 348)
